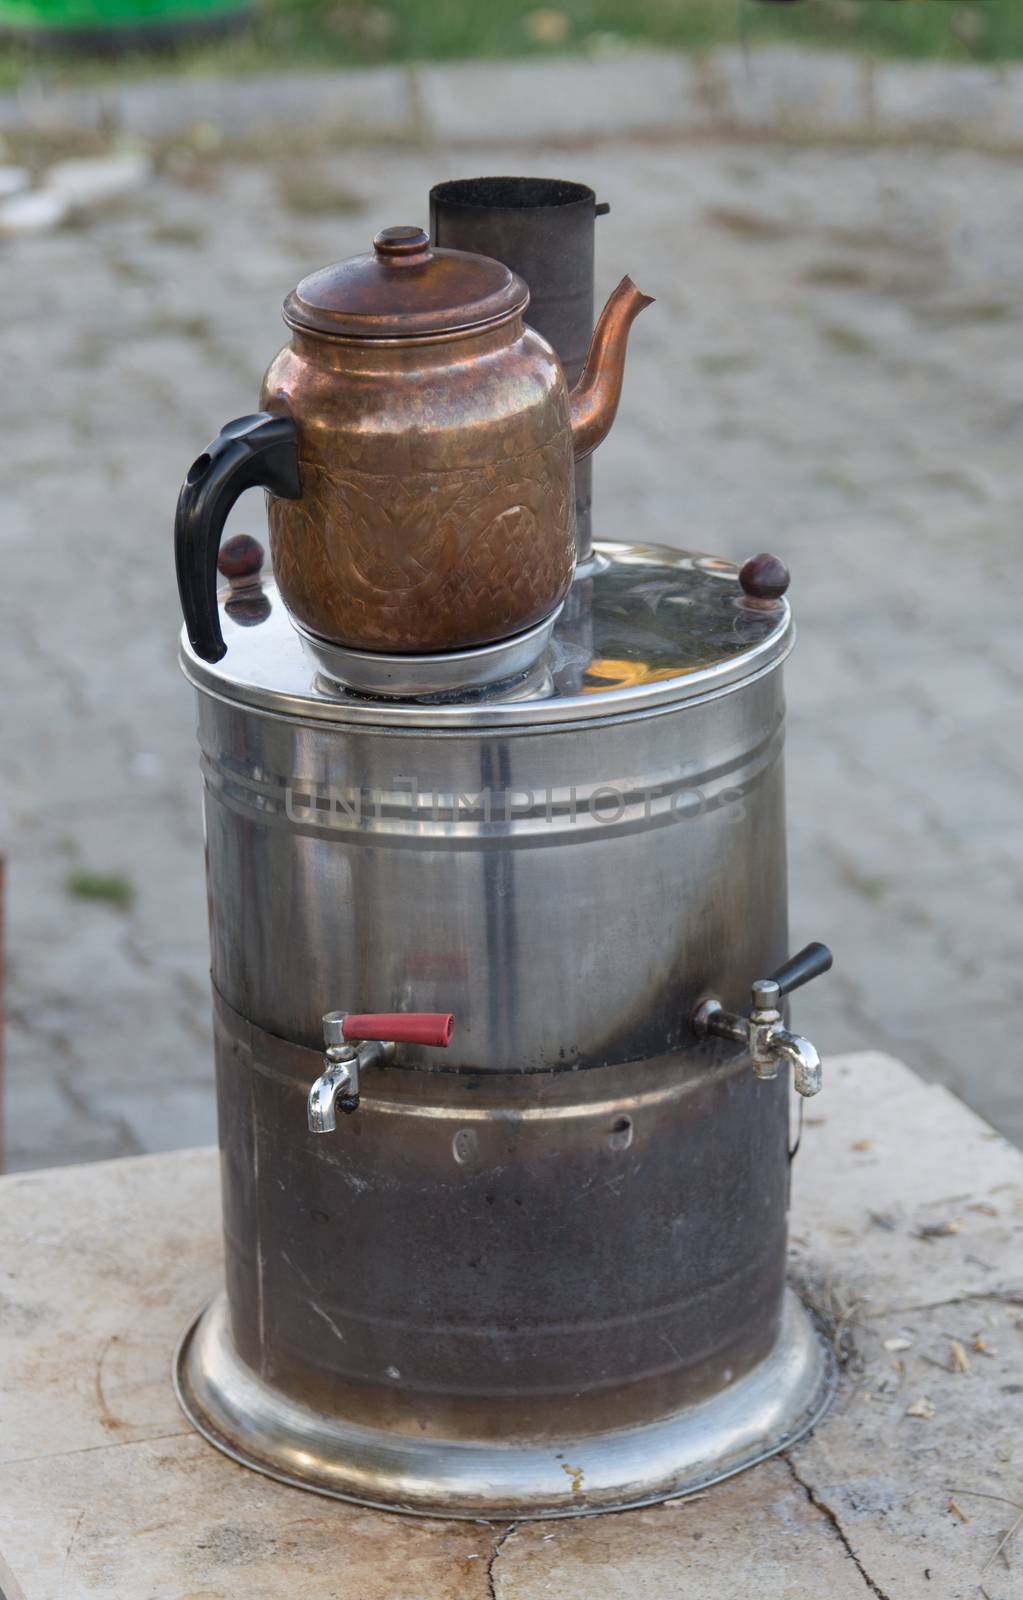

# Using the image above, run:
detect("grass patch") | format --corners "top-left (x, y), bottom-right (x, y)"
top-left (802, 260), bottom-right (877, 289)
top-left (696, 350), bottom-right (758, 376)
top-left (149, 220), bottom-right (205, 245)
top-left (147, 311), bottom-right (214, 338)
top-left (2, 0), bottom-right (1023, 91)
top-left (705, 203), bottom-right (794, 241)
top-left (837, 860), bottom-right (889, 901)
top-left (820, 322), bottom-right (873, 354)
top-left (65, 868), bottom-right (136, 909)
top-left (913, 298), bottom-right (1017, 328)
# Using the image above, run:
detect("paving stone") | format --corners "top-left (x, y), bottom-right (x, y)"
top-left (415, 53), bottom-right (702, 145)
top-left (1001, 66), bottom-right (1023, 142)
top-left (4, 52), bottom-right (1021, 151)
top-left (0, 188), bottom-right (67, 234)
top-left (0, 164), bottom-right (29, 197)
top-left (45, 152), bottom-right (153, 209)
top-left (873, 62), bottom-right (1014, 141)
top-left (493, 1463), bottom-right (871, 1598)
top-left (706, 45), bottom-right (870, 135)
top-left (120, 65), bottom-right (414, 142)
top-left (0, 66), bottom-right (416, 141)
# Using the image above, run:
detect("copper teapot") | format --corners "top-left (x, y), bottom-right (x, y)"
top-left (176, 225), bottom-right (651, 660)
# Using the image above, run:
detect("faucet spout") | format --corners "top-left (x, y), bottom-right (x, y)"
top-left (569, 276), bottom-right (654, 461)
top-left (308, 1053), bottom-right (357, 1134)
top-left (307, 1035), bottom-right (395, 1133)
top-left (770, 1029), bottom-right (823, 1099)
top-left (692, 945), bottom-right (832, 1102)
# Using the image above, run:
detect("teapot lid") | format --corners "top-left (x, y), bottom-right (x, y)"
top-left (283, 226), bottom-right (528, 340)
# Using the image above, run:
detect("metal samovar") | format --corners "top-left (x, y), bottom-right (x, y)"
top-left (173, 180), bottom-right (836, 1520)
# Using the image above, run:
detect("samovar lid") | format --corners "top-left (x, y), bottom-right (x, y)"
top-left (283, 226), bottom-right (528, 341)
top-left (181, 542), bottom-right (794, 729)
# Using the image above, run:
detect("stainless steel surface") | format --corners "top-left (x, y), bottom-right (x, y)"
top-left (177, 534), bottom-right (831, 1516)
top-left (175, 1288), bottom-right (833, 1519)
top-left (322, 1010), bottom-right (350, 1047)
top-left (180, 541), bottom-right (793, 728)
top-left (190, 543), bottom-right (791, 1065)
top-left (177, 992), bottom-right (832, 1513)
top-left (293, 604), bottom-right (563, 697)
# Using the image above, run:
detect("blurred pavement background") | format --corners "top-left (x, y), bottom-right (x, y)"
top-left (2, 43), bottom-right (1022, 1168)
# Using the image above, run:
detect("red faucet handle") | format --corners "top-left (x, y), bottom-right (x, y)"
top-left (342, 1013), bottom-right (455, 1048)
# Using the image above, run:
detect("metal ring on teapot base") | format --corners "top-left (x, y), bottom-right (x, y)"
top-left (173, 1289), bottom-right (834, 1521)
top-left (293, 605), bottom-right (563, 699)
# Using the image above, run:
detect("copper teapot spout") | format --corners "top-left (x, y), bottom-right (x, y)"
top-left (570, 276), bottom-right (654, 460)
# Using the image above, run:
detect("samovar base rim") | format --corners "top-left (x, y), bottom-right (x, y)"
top-left (173, 1288), bottom-right (835, 1521)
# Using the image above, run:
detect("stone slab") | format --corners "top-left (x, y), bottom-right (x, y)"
top-left (0, 65), bottom-right (416, 142)
top-left (873, 62), bottom-right (1014, 141)
top-left (706, 45), bottom-right (871, 135)
top-left (1, 1052), bottom-right (1022, 1598)
top-left (414, 53), bottom-right (701, 144)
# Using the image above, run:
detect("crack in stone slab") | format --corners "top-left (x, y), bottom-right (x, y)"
top-left (484, 1521), bottom-right (518, 1600)
top-left (790, 1277), bottom-right (1023, 1327)
top-left (785, 1454), bottom-right (893, 1600)
top-left (2, 1426), bottom-right (193, 1469)
top-left (875, 1289), bottom-right (1023, 1316)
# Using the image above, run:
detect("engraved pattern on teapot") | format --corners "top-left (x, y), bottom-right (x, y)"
top-left (268, 429), bottom-right (574, 652)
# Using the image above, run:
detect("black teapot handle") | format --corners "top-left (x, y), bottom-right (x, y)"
top-left (175, 412), bottom-right (300, 663)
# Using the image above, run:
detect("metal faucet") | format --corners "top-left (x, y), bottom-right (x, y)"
top-left (692, 943), bottom-right (833, 1098)
top-left (308, 1010), bottom-right (455, 1133)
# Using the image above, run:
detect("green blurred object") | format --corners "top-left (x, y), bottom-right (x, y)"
top-left (242, 0), bottom-right (1023, 69)
top-left (0, 0), bottom-right (248, 46)
top-left (2, 0), bottom-right (1023, 80)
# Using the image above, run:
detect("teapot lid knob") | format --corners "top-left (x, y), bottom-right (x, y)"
top-left (374, 225), bottom-right (430, 259)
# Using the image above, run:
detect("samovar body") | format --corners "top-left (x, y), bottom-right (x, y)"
top-left (175, 543), bottom-right (833, 1517)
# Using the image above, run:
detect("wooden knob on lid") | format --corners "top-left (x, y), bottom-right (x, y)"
top-left (218, 535), bottom-right (264, 585)
top-left (739, 552), bottom-right (790, 602)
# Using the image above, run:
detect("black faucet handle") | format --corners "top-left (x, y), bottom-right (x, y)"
top-left (768, 942), bottom-right (833, 998)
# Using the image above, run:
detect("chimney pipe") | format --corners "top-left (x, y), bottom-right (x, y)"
top-left (429, 176), bottom-right (608, 566)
